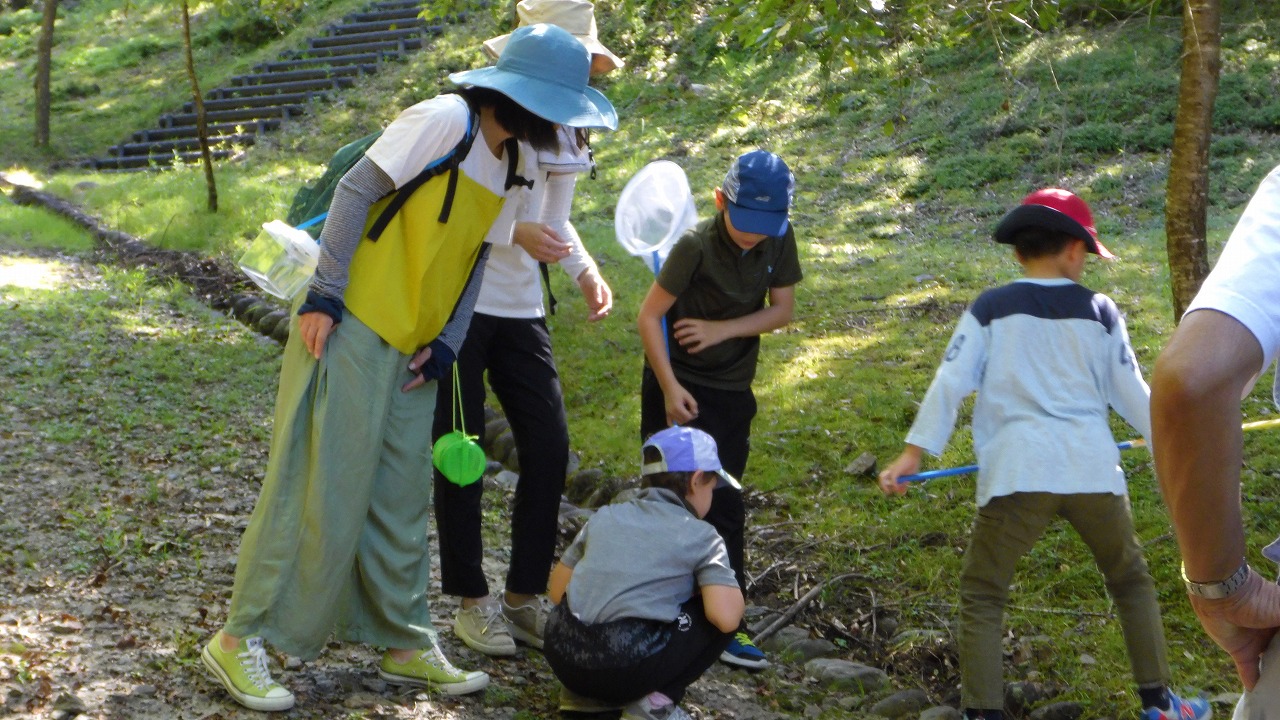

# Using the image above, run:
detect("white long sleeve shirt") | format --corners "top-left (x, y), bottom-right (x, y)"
top-left (474, 125), bottom-right (599, 318)
top-left (906, 277), bottom-right (1151, 507)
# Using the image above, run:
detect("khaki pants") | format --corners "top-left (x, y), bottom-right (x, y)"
top-left (225, 313), bottom-right (439, 659)
top-left (959, 492), bottom-right (1169, 709)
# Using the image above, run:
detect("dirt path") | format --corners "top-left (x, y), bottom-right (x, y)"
top-left (0, 250), bottom-right (804, 720)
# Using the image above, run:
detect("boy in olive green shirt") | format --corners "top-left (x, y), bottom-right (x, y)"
top-left (636, 149), bottom-right (802, 669)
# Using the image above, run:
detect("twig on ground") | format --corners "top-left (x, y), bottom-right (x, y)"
top-left (752, 572), bottom-right (867, 644)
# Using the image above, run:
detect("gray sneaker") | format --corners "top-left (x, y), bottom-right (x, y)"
top-left (453, 601), bottom-right (516, 657)
top-left (621, 692), bottom-right (692, 720)
top-left (501, 595), bottom-right (552, 649)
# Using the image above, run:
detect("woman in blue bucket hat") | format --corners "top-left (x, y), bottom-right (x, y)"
top-left (201, 24), bottom-right (616, 712)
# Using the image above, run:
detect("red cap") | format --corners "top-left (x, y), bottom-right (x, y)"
top-left (994, 188), bottom-right (1114, 259)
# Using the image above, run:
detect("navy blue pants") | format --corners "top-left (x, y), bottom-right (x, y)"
top-left (641, 366), bottom-right (756, 590)
top-left (544, 596), bottom-right (732, 704)
top-left (432, 314), bottom-right (569, 598)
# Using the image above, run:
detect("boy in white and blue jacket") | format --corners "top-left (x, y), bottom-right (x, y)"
top-left (878, 189), bottom-right (1210, 720)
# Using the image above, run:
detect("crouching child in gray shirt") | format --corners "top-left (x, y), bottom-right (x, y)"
top-left (544, 426), bottom-right (745, 720)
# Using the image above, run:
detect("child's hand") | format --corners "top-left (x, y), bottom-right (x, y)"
top-left (878, 448), bottom-right (923, 496)
top-left (672, 318), bottom-right (726, 353)
top-left (665, 385), bottom-right (699, 425)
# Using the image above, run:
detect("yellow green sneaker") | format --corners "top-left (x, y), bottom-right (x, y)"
top-left (201, 633), bottom-right (295, 712)
top-left (377, 644), bottom-right (489, 696)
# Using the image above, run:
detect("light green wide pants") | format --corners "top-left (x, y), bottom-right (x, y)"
top-left (225, 312), bottom-right (439, 659)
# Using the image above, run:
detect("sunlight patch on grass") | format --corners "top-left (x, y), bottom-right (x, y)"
top-left (0, 257), bottom-right (71, 290)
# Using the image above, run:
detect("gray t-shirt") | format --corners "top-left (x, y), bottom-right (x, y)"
top-left (561, 488), bottom-right (738, 624)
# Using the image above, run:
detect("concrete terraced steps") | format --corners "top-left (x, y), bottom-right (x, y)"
top-left (86, 0), bottom-right (444, 172)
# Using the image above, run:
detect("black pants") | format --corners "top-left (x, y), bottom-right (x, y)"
top-left (544, 597), bottom-right (732, 704)
top-left (432, 314), bottom-right (569, 598)
top-left (641, 366), bottom-right (756, 590)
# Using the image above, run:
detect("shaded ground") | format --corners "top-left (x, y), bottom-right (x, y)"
top-left (0, 250), bottom-right (832, 719)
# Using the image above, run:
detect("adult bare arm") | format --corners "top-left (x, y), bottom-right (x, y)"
top-left (1151, 308), bottom-right (1280, 689)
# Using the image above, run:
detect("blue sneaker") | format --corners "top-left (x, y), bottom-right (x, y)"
top-left (719, 631), bottom-right (769, 669)
top-left (1141, 691), bottom-right (1212, 720)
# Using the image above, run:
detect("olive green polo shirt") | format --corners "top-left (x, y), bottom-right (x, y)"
top-left (652, 213), bottom-right (803, 391)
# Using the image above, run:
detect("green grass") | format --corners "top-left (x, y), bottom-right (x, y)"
top-left (5, 1), bottom-right (1280, 715)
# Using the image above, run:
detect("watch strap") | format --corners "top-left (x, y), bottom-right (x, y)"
top-left (1181, 560), bottom-right (1251, 600)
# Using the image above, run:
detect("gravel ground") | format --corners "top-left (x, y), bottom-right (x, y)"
top-left (0, 251), bottom-right (802, 720)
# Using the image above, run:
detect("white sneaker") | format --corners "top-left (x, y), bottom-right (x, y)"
top-left (501, 595), bottom-right (552, 649)
top-left (453, 601), bottom-right (516, 656)
top-left (621, 691), bottom-right (692, 720)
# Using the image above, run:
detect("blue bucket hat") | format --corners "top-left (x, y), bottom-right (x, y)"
top-left (449, 23), bottom-right (617, 130)
top-left (722, 150), bottom-right (795, 237)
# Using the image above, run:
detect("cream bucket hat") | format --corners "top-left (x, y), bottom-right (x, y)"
top-left (483, 0), bottom-right (624, 72)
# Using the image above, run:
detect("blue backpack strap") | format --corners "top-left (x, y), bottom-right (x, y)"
top-left (366, 97), bottom-right (479, 241)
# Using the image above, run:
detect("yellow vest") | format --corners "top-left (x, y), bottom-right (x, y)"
top-left (344, 170), bottom-right (505, 355)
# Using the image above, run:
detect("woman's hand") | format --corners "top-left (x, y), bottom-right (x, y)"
top-left (513, 222), bottom-right (571, 263)
top-left (298, 311), bottom-right (335, 359)
top-left (576, 268), bottom-right (613, 321)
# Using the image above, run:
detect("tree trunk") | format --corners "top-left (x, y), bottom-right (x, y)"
top-left (1164, 0), bottom-right (1221, 320)
top-left (34, 0), bottom-right (58, 147)
top-left (181, 0), bottom-right (218, 212)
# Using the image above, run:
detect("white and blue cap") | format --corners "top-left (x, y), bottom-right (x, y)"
top-left (449, 23), bottom-right (618, 130)
top-left (721, 149), bottom-right (795, 237)
top-left (642, 426), bottom-right (741, 490)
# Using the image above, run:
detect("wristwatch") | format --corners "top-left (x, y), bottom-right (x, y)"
top-left (1181, 560), bottom-right (1251, 599)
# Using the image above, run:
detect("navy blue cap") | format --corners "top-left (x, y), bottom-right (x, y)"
top-left (721, 150), bottom-right (794, 237)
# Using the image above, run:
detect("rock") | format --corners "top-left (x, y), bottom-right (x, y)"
top-left (588, 475), bottom-right (631, 508)
top-left (489, 430), bottom-right (517, 467)
top-left (759, 626), bottom-right (809, 654)
top-left (844, 451), bottom-right (877, 476)
top-left (803, 658), bottom-right (888, 694)
top-left (343, 692), bottom-right (382, 709)
top-left (1005, 681), bottom-right (1055, 715)
top-left (271, 315), bottom-right (291, 343)
top-left (494, 470), bottom-right (520, 489)
top-left (914, 273), bottom-right (936, 283)
top-left (257, 309), bottom-right (287, 334)
top-left (485, 460), bottom-right (504, 475)
top-left (484, 418), bottom-right (510, 445)
top-left (284, 656), bottom-right (303, 670)
top-left (869, 688), bottom-right (930, 718)
top-left (361, 677), bottom-right (387, 693)
top-left (564, 468), bottom-right (604, 505)
top-left (132, 684), bottom-right (157, 696)
top-left (920, 707), bottom-right (962, 720)
top-left (565, 450), bottom-right (581, 477)
top-left (51, 692), bottom-right (87, 717)
top-left (231, 295), bottom-right (257, 318)
top-left (783, 637), bottom-right (838, 663)
top-left (1029, 701), bottom-right (1083, 720)
top-left (889, 628), bottom-right (948, 650)
top-left (244, 303), bottom-right (272, 326)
